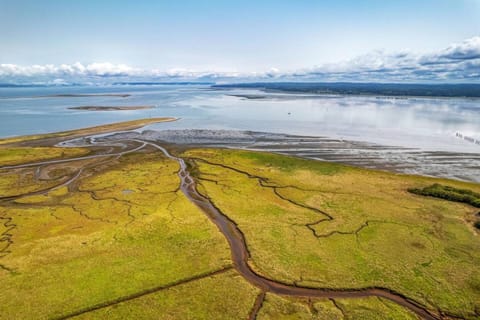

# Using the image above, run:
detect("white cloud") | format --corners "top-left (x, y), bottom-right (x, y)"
top-left (1, 36), bottom-right (480, 83)
top-left (0, 62), bottom-right (140, 78)
top-left (440, 36), bottom-right (480, 60)
top-left (296, 36), bottom-right (480, 82)
top-left (85, 63), bottom-right (137, 76)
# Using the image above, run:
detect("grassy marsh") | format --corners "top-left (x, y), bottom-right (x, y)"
top-left (257, 294), bottom-right (419, 320)
top-left (72, 269), bottom-right (259, 320)
top-left (184, 148), bottom-right (480, 319)
top-left (0, 148), bottom-right (231, 319)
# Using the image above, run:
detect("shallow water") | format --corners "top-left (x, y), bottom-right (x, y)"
top-left (0, 85), bottom-right (479, 153)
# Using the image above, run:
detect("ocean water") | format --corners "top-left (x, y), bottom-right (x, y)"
top-left (0, 84), bottom-right (479, 153)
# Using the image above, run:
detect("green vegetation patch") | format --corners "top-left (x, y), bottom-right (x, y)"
top-left (0, 149), bottom-right (231, 319)
top-left (257, 294), bottom-right (418, 320)
top-left (237, 149), bottom-right (345, 175)
top-left (72, 269), bottom-right (259, 320)
top-left (409, 183), bottom-right (480, 208)
top-left (0, 147), bottom-right (89, 166)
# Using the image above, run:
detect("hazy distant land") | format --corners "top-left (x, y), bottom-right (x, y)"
top-left (42, 93), bottom-right (131, 98)
top-left (213, 82), bottom-right (480, 98)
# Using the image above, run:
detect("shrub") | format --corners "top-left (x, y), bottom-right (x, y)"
top-left (408, 183), bottom-right (480, 208)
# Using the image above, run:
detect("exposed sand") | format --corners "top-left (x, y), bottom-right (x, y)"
top-left (0, 118), bottom-right (177, 147)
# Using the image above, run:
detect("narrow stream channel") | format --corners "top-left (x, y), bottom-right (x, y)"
top-left (3, 135), bottom-right (445, 319)
top-left (144, 140), bottom-right (441, 320)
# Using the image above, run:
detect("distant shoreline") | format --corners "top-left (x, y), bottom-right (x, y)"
top-left (40, 93), bottom-right (131, 98)
top-left (213, 82), bottom-right (480, 99)
top-left (68, 106), bottom-right (154, 111)
top-left (227, 92), bottom-right (480, 101)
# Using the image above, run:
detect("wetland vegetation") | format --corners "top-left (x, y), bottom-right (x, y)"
top-left (409, 183), bottom-right (480, 208)
top-left (0, 120), bottom-right (479, 319)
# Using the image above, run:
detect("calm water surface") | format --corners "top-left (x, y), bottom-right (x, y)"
top-left (0, 85), bottom-right (479, 153)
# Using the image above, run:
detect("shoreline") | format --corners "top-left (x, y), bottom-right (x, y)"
top-left (223, 91), bottom-right (480, 103)
top-left (109, 129), bottom-right (480, 183)
top-left (1, 121), bottom-right (479, 183)
top-left (0, 117), bottom-right (177, 147)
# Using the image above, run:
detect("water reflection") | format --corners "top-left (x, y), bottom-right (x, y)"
top-left (0, 86), bottom-right (479, 152)
top-left (154, 91), bottom-right (480, 152)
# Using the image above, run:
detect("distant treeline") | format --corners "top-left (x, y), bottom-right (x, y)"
top-left (213, 82), bottom-right (480, 98)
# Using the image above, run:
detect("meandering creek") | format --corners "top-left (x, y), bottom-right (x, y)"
top-left (0, 135), bottom-right (445, 319)
top-left (145, 140), bottom-right (440, 320)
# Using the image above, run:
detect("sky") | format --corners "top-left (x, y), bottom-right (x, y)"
top-left (0, 0), bottom-right (479, 83)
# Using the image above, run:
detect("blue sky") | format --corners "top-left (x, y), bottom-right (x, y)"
top-left (0, 0), bottom-right (479, 83)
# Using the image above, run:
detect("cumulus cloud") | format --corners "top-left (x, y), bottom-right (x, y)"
top-left (1, 36), bottom-right (480, 84)
top-left (296, 36), bottom-right (480, 82)
top-left (0, 63), bottom-right (249, 83)
top-left (84, 63), bottom-right (137, 76)
top-left (440, 36), bottom-right (480, 60)
top-left (0, 62), bottom-right (141, 79)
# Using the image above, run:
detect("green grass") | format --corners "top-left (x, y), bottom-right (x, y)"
top-left (257, 294), bottom-right (418, 320)
top-left (0, 150), bottom-right (232, 319)
top-left (184, 148), bottom-right (480, 319)
top-left (409, 183), bottom-right (480, 208)
top-left (237, 150), bottom-right (343, 175)
top-left (72, 269), bottom-right (259, 320)
top-left (2, 133), bottom-right (480, 319)
top-left (0, 147), bottom-right (89, 166)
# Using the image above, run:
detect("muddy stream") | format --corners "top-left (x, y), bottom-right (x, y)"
top-left (0, 136), bottom-right (446, 319)
top-left (145, 140), bottom-right (441, 320)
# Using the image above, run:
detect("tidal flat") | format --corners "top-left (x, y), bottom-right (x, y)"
top-left (0, 119), bottom-right (479, 319)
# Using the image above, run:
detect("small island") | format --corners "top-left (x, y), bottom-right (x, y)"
top-left (68, 105), bottom-right (154, 111)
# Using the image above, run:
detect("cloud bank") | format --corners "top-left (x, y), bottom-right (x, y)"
top-left (1, 36), bottom-right (479, 84)
top-left (294, 36), bottom-right (480, 82)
